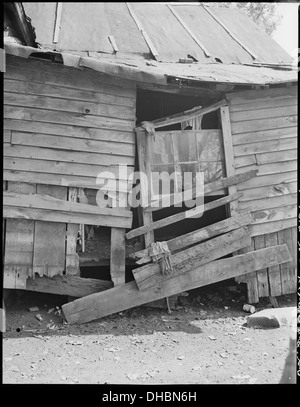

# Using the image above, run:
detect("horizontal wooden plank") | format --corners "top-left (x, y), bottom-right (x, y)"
top-left (235, 161), bottom-right (297, 176)
top-left (126, 192), bottom-right (244, 240)
top-left (235, 150), bottom-right (297, 169)
top-left (237, 171), bottom-right (296, 191)
top-left (4, 191), bottom-right (132, 218)
top-left (4, 144), bottom-right (135, 167)
top-left (6, 56), bottom-right (136, 95)
top-left (11, 131), bottom-right (135, 157)
top-left (251, 205), bottom-right (296, 225)
top-left (3, 205), bottom-right (133, 228)
top-left (131, 211), bottom-right (254, 262)
top-left (229, 96), bottom-right (296, 113)
top-left (4, 157), bottom-right (134, 180)
top-left (145, 170), bottom-right (257, 212)
top-left (4, 119), bottom-right (135, 143)
top-left (4, 106), bottom-right (135, 131)
top-left (239, 193), bottom-right (297, 212)
top-left (231, 116), bottom-right (297, 134)
top-left (4, 78), bottom-right (135, 107)
top-left (26, 275), bottom-right (113, 297)
top-left (133, 227), bottom-right (251, 290)
top-left (3, 170), bottom-right (131, 191)
top-left (230, 105), bottom-right (297, 123)
top-left (227, 87), bottom-right (297, 105)
top-left (4, 91), bottom-right (135, 120)
top-left (61, 245), bottom-right (292, 323)
top-left (249, 219), bottom-right (297, 237)
top-left (235, 155), bottom-right (257, 168)
top-left (256, 150), bottom-right (298, 165)
top-left (238, 182), bottom-right (297, 202)
top-left (234, 137), bottom-right (296, 156)
top-left (232, 127), bottom-right (296, 146)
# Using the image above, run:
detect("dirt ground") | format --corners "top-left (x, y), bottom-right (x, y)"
top-left (2, 282), bottom-right (297, 385)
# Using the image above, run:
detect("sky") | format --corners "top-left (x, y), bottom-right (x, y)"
top-left (272, 2), bottom-right (298, 60)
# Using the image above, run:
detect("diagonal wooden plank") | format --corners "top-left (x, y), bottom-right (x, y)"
top-left (145, 170), bottom-right (257, 212)
top-left (62, 245), bottom-right (292, 324)
top-left (130, 211), bottom-right (253, 263)
top-left (126, 191), bottom-right (243, 240)
top-left (133, 226), bottom-right (251, 291)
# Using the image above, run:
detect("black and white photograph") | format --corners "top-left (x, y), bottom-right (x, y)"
top-left (2, 2), bottom-right (298, 390)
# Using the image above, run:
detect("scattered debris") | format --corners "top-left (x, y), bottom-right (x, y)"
top-left (107, 347), bottom-right (122, 352)
top-left (243, 304), bottom-right (256, 314)
top-left (191, 366), bottom-right (202, 371)
top-left (126, 373), bottom-right (140, 381)
top-left (208, 335), bottom-right (217, 341)
top-left (29, 307), bottom-right (39, 312)
top-left (66, 340), bottom-right (83, 346)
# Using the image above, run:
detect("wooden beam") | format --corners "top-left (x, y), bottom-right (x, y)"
top-left (126, 2), bottom-right (159, 58)
top-left (65, 188), bottom-right (80, 275)
top-left (135, 127), bottom-right (155, 247)
top-left (110, 192), bottom-right (128, 286)
top-left (131, 211), bottom-right (254, 264)
top-left (26, 275), bottom-right (113, 297)
top-left (3, 206), bottom-right (132, 229)
top-left (125, 191), bottom-right (243, 240)
top-left (145, 170), bottom-right (258, 212)
top-left (61, 245), bottom-right (292, 324)
top-left (53, 2), bottom-right (63, 44)
top-left (203, 6), bottom-right (258, 60)
top-left (133, 226), bottom-right (251, 291)
top-left (3, 192), bottom-right (133, 228)
top-left (149, 99), bottom-right (227, 129)
top-left (167, 4), bottom-right (211, 57)
top-left (220, 105), bottom-right (239, 216)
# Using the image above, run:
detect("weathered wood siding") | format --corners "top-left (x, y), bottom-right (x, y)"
top-left (3, 55), bottom-right (136, 282)
top-left (227, 86), bottom-right (297, 302)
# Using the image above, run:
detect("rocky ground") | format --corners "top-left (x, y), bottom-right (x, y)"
top-left (2, 281), bottom-right (297, 385)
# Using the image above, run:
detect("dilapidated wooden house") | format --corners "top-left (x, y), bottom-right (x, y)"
top-left (3, 2), bottom-right (297, 323)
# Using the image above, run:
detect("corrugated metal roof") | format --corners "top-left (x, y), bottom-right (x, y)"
top-left (22, 2), bottom-right (293, 66)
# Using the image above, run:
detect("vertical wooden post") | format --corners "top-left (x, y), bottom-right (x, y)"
top-left (110, 191), bottom-right (127, 286)
top-left (65, 187), bottom-right (80, 276)
top-left (135, 127), bottom-right (171, 311)
top-left (220, 105), bottom-right (239, 216)
top-left (135, 127), bottom-right (155, 248)
top-left (110, 227), bottom-right (126, 286)
top-left (221, 104), bottom-right (258, 303)
top-left (265, 232), bottom-right (283, 297)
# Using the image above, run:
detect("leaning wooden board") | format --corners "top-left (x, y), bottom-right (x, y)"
top-left (62, 245), bottom-right (292, 324)
top-left (131, 211), bottom-right (253, 264)
top-left (133, 226), bottom-right (251, 291)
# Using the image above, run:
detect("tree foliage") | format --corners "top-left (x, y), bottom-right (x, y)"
top-left (201, 2), bottom-right (282, 35)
